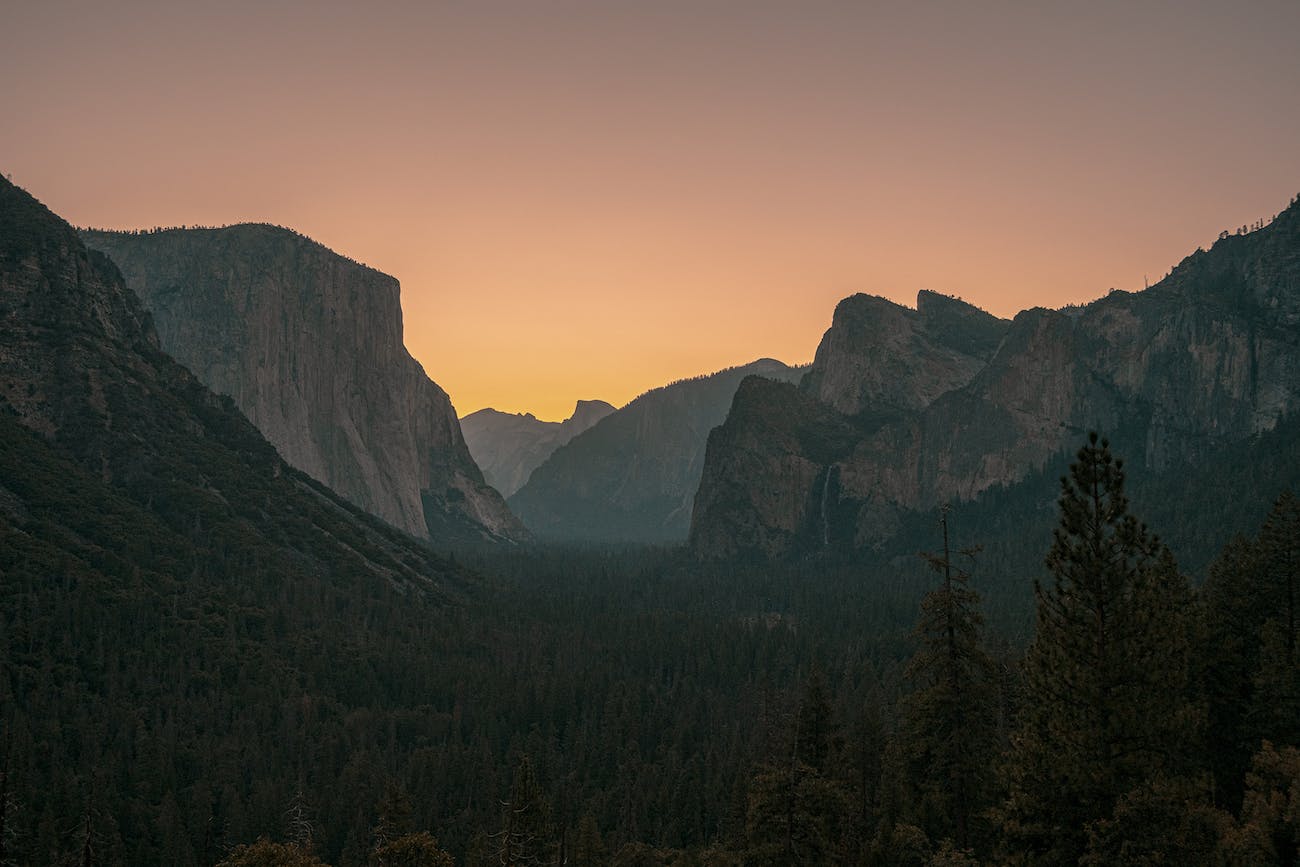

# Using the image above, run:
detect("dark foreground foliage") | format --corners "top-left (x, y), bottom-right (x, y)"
top-left (3, 432), bottom-right (1299, 865)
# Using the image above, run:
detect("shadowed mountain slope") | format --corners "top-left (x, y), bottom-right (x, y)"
top-left (510, 358), bottom-right (805, 542)
top-left (461, 399), bottom-right (616, 497)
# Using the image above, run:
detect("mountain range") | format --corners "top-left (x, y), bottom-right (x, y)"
top-left (58, 192), bottom-right (1300, 562)
top-left (509, 358), bottom-right (805, 542)
top-left (690, 198), bottom-right (1300, 558)
top-left (460, 399), bottom-right (616, 497)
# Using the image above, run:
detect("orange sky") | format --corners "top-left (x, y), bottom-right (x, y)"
top-left (4, 1), bottom-right (1299, 420)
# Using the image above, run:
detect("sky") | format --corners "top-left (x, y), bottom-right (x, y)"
top-left (3, 1), bottom-right (1299, 421)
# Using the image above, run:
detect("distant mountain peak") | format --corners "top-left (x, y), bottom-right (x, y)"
top-left (572, 398), bottom-right (617, 414)
top-left (460, 397), bottom-right (616, 498)
top-left (509, 359), bottom-right (805, 543)
top-left (565, 399), bottom-right (617, 431)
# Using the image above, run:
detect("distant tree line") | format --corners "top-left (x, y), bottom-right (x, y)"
top-left (76, 223), bottom-right (379, 272)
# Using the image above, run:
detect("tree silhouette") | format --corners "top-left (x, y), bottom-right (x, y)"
top-left (899, 505), bottom-right (995, 850)
top-left (1000, 434), bottom-right (1197, 864)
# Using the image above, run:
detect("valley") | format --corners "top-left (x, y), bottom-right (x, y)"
top-left (2, 178), bottom-right (1298, 865)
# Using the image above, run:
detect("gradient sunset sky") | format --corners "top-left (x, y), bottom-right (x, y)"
top-left (5, 1), bottom-right (1299, 420)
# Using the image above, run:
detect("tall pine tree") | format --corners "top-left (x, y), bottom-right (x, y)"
top-left (1249, 491), bottom-right (1300, 751)
top-left (1200, 534), bottom-right (1268, 808)
top-left (491, 756), bottom-right (553, 867)
top-left (1201, 490), bottom-right (1300, 808)
top-left (743, 672), bottom-right (850, 865)
top-left (1000, 434), bottom-right (1197, 865)
top-left (898, 506), bottom-right (995, 853)
top-left (1259, 490), bottom-right (1299, 655)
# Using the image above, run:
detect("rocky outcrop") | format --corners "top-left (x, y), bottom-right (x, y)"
top-left (461, 399), bottom-right (616, 497)
top-left (688, 376), bottom-right (870, 558)
top-left (803, 290), bottom-right (1009, 415)
top-left (510, 359), bottom-right (805, 542)
top-left (691, 197), bottom-right (1300, 559)
top-left (82, 225), bottom-right (527, 544)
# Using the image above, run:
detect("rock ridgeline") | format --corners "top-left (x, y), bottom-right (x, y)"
top-left (460, 399), bottom-right (616, 497)
top-left (509, 358), bottom-right (805, 542)
top-left (81, 225), bottom-right (528, 544)
top-left (691, 197), bottom-right (1300, 559)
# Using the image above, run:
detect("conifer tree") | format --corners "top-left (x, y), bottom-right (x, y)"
top-left (1249, 491), bottom-right (1300, 751)
top-left (285, 788), bottom-right (315, 853)
top-left (1201, 491), bottom-right (1300, 807)
top-left (848, 696), bottom-right (886, 855)
top-left (743, 673), bottom-right (850, 865)
top-left (368, 784), bottom-right (452, 867)
top-left (1219, 742), bottom-right (1300, 865)
top-left (1248, 620), bottom-right (1300, 750)
top-left (0, 732), bottom-right (14, 867)
top-left (1078, 775), bottom-right (1231, 866)
top-left (215, 838), bottom-right (329, 867)
top-left (372, 784), bottom-right (415, 849)
top-left (898, 506), bottom-right (995, 852)
top-left (1000, 434), bottom-right (1197, 864)
top-left (796, 667), bottom-right (840, 777)
top-left (571, 813), bottom-right (606, 867)
top-left (1259, 490), bottom-right (1299, 654)
top-left (1200, 534), bottom-right (1267, 808)
top-left (492, 756), bottom-right (552, 866)
top-left (370, 831), bottom-right (455, 867)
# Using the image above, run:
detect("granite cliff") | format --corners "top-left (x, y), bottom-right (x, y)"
top-left (461, 399), bottom-right (616, 497)
top-left (802, 289), bottom-right (1010, 414)
top-left (691, 196), bottom-right (1300, 558)
top-left (0, 175), bottom-right (460, 591)
top-left (82, 226), bottom-right (527, 544)
top-left (510, 359), bottom-right (805, 542)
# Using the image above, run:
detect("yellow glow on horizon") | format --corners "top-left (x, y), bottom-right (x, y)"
top-left (5, 2), bottom-right (1298, 422)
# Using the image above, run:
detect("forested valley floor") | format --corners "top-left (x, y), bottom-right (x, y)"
top-left (3, 434), bottom-right (1299, 866)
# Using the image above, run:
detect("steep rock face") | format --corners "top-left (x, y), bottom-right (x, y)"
top-left (460, 399), bottom-right (616, 497)
top-left (691, 199), bottom-right (1300, 558)
top-left (510, 359), bottom-right (805, 542)
top-left (82, 226), bottom-right (527, 544)
top-left (0, 176), bottom-right (460, 590)
top-left (689, 376), bottom-right (870, 558)
top-left (803, 290), bottom-right (1009, 414)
